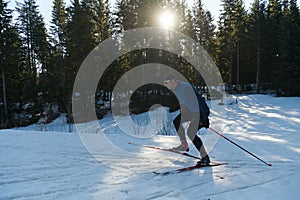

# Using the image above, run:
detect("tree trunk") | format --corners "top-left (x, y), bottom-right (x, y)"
top-left (236, 41), bottom-right (240, 93)
top-left (256, 42), bottom-right (261, 94)
top-left (2, 66), bottom-right (8, 128)
top-left (255, 0), bottom-right (261, 94)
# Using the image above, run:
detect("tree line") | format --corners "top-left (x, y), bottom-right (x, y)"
top-left (0, 0), bottom-right (299, 128)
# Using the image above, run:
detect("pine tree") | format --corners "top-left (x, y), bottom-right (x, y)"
top-left (288, 0), bottom-right (300, 96)
top-left (93, 0), bottom-right (110, 42)
top-left (232, 0), bottom-right (248, 91)
top-left (175, 0), bottom-right (193, 37)
top-left (215, 0), bottom-right (248, 92)
top-left (135, 0), bottom-right (165, 28)
top-left (215, 0), bottom-right (234, 89)
top-left (16, 0), bottom-right (51, 117)
top-left (66, 0), bottom-right (111, 76)
top-left (49, 0), bottom-right (68, 110)
top-left (265, 0), bottom-right (282, 85)
top-left (192, 0), bottom-right (216, 56)
top-left (65, 0), bottom-right (94, 90)
top-left (248, 0), bottom-right (268, 93)
top-left (176, 1), bottom-right (197, 83)
top-left (114, 0), bottom-right (138, 31)
top-left (190, 0), bottom-right (217, 88)
top-left (0, 0), bottom-right (13, 127)
top-left (50, 0), bottom-right (67, 51)
top-left (64, 0), bottom-right (112, 119)
top-left (79, 0), bottom-right (111, 46)
top-left (275, 0), bottom-right (300, 95)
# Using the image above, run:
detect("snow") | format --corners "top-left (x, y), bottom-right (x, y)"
top-left (1, 94), bottom-right (300, 200)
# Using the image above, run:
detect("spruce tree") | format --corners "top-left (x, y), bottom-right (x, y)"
top-left (265, 0), bottom-right (282, 85)
top-left (248, 0), bottom-right (268, 93)
top-left (275, 0), bottom-right (300, 95)
top-left (215, 0), bottom-right (248, 92)
top-left (50, 0), bottom-right (67, 51)
top-left (16, 0), bottom-right (50, 117)
top-left (49, 0), bottom-right (68, 110)
top-left (114, 0), bottom-right (138, 31)
top-left (2, 27), bottom-right (22, 127)
top-left (64, 0), bottom-right (112, 118)
top-left (192, 0), bottom-right (216, 57)
top-left (215, 0), bottom-right (235, 89)
top-left (0, 0), bottom-right (14, 127)
top-left (93, 0), bottom-right (110, 42)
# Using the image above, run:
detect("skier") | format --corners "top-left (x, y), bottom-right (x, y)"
top-left (163, 73), bottom-right (210, 166)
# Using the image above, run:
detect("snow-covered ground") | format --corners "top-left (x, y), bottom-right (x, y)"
top-left (1, 95), bottom-right (300, 200)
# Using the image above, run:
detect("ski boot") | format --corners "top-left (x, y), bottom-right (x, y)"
top-left (196, 155), bottom-right (210, 166)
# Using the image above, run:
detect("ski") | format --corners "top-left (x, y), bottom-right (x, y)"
top-left (127, 142), bottom-right (227, 175)
top-left (128, 141), bottom-right (200, 160)
top-left (153, 162), bottom-right (227, 176)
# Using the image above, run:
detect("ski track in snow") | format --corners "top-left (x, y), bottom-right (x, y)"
top-left (1, 95), bottom-right (300, 200)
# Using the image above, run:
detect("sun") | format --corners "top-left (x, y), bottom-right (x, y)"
top-left (159, 11), bottom-right (175, 29)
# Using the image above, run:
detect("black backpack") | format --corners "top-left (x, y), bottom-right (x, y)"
top-left (193, 87), bottom-right (210, 119)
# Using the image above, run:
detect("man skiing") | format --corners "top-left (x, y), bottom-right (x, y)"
top-left (163, 73), bottom-right (210, 166)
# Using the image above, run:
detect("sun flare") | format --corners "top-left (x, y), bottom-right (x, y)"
top-left (159, 11), bottom-right (175, 29)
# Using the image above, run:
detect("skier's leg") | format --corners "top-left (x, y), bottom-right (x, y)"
top-left (173, 114), bottom-right (189, 150)
top-left (187, 120), bottom-right (209, 158)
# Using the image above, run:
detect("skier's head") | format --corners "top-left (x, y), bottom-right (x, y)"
top-left (163, 73), bottom-right (178, 90)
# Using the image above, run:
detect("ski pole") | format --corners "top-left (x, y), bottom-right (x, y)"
top-left (208, 127), bottom-right (272, 167)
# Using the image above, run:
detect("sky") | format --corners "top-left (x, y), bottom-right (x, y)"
top-left (7, 0), bottom-right (300, 28)
top-left (8, 0), bottom-right (253, 27)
